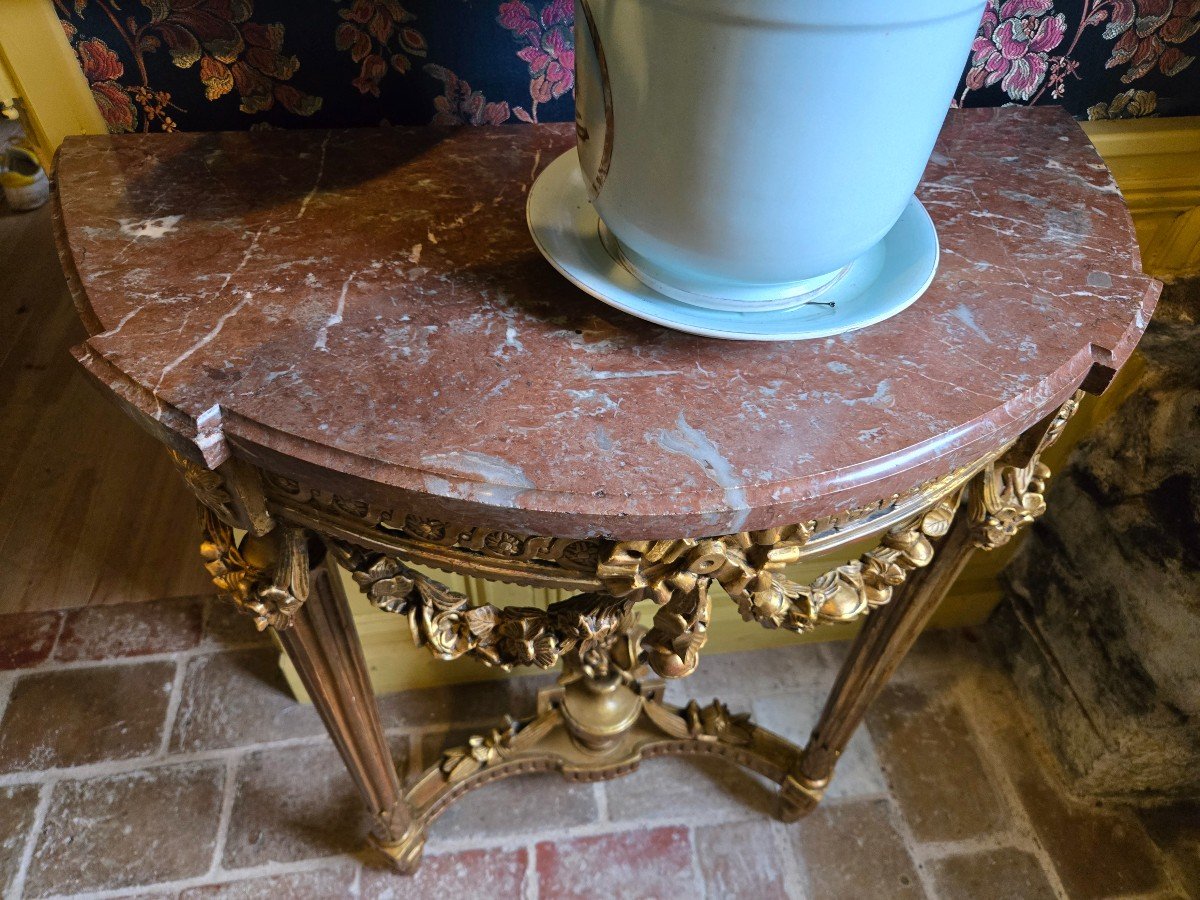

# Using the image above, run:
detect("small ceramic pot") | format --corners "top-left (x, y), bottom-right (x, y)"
top-left (575, 0), bottom-right (985, 310)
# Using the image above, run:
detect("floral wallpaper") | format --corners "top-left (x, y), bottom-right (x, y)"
top-left (55, 0), bottom-right (1200, 135)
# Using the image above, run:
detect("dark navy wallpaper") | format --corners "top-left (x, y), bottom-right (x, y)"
top-left (54, 0), bottom-right (1200, 134)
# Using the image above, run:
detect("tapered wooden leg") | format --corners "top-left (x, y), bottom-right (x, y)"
top-left (273, 555), bottom-right (425, 871)
top-left (781, 509), bottom-right (978, 819)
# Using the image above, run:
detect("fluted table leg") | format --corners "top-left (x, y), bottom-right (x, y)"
top-left (273, 554), bottom-right (425, 871)
top-left (781, 511), bottom-right (977, 818)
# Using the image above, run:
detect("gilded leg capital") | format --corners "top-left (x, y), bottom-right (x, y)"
top-left (968, 391), bottom-right (1083, 551)
top-left (198, 509), bottom-right (309, 631)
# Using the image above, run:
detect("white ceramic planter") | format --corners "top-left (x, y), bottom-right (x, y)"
top-left (574, 0), bottom-right (985, 310)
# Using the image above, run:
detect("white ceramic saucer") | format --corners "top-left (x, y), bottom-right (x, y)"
top-left (527, 150), bottom-right (940, 341)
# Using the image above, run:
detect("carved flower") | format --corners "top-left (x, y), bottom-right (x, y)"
top-left (267, 473), bottom-right (302, 495)
top-left (425, 610), bottom-right (473, 658)
top-left (561, 540), bottom-right (600, 570)
top-left (573, 616), bottom-right (606, 665)
top-left (862, 553), bottom-right (909, 588)
top-left (496, 614), bottom-right (557, 668)
top-left (981, 501), bottom-right (1043, 546)
top-left (404, 515), bottom-right (446, 541)
top-left (745, 584), bottom-right (788, 625)
top-left (483, 530), bottom-right (524, 557)
top-left (439, 718), bottom-right (518, 781)
top-left (685, 700), bottom-right (753, 746)
top-left (333, 495), bottom-right (370, 518)
top-left (252, 584), bottom-right (301, 631)
top-left (169, 451), bottom-right (234, 521)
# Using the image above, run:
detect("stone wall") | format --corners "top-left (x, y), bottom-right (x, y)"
top-left (995, 288), bottom-right (1200, 800)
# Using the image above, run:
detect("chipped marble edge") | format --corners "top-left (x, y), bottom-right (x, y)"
top-left (215, 366), bottom-right (1091, 540)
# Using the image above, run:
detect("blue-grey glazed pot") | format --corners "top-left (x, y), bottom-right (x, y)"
top-left (574, 0), bottom-right (986, 310)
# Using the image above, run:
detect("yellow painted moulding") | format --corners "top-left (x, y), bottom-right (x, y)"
top-left (1083, 117), bottom-right (1200, 280)
top-left (0, 0), bottom-right (106, 167)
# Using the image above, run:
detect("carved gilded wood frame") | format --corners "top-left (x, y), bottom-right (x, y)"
top-left (176, 391), bottom-right (1082, 872)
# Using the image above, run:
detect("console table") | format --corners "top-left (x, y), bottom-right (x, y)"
top-left (53, 107), bottom-right (1158, 872)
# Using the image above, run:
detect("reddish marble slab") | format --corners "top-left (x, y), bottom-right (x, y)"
top-left (53, 108), bottom-right (1158, 539)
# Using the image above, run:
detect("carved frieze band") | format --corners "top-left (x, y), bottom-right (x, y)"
top-left (261, 454), bottom-right (990, 595)
top-left (264, 473), bottom-right (602, 575)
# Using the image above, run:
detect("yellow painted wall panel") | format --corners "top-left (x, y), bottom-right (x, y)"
top-left (0, 0), bottom-right (106, 164)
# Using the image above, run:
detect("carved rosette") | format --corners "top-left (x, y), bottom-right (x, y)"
top-left (199, 510), bottom-right (309, 631)
top-left (327, 541), bottom-right (638, 672)
top-left (967, 392), bottom-right (1083, 550)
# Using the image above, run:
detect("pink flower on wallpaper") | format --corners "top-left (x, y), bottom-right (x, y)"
top-left (498, 0), bottom-right (574, 122)
top-left (967, 0), bottom-right (1068, 101)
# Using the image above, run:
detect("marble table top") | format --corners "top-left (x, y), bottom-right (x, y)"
top-left (54, 108), bottom-right (1159, 539)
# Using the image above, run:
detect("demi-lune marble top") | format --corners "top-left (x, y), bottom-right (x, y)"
top-left (54, 107), bottom-right (1159, 539)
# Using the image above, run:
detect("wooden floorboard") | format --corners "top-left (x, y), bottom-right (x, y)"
top-left (0, 201), bottom-right (211, 612)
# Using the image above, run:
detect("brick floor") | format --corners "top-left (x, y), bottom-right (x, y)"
top-left (0, 603), bottom-right (1190, 899)
top-left (170, 649), bottom-right (324, 753)
top-left (792, 798), bottom-right (926, 898)
top-left (536, 827), bottom-right (698, 898)
top-left (177, 865), bottom-right (359, 899)
top-left (0, 662), bottom-right (174, 773)
top-left (926, 847), bottom-right (1059, 900)
top-left (0, 612), bottom-right (61, 670)
top-left (753, 688), bottom-right (889, 801)
top-left (0, 785), bottom-right (40, 896)
top-left (866, 682), bottom-right (1010, 842)
top-left (360, 848), bottom-right (528, 899)
top-left (25, 762), bottom-right (225, 896)
top-left (223, 741), bottom-right (379, 868)
top-left (604, 755), bottom-right (777, 825)
top-left (694, 819), bottom-right (795, 898)
top-left (54, 597), bottom-right (204, 662)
